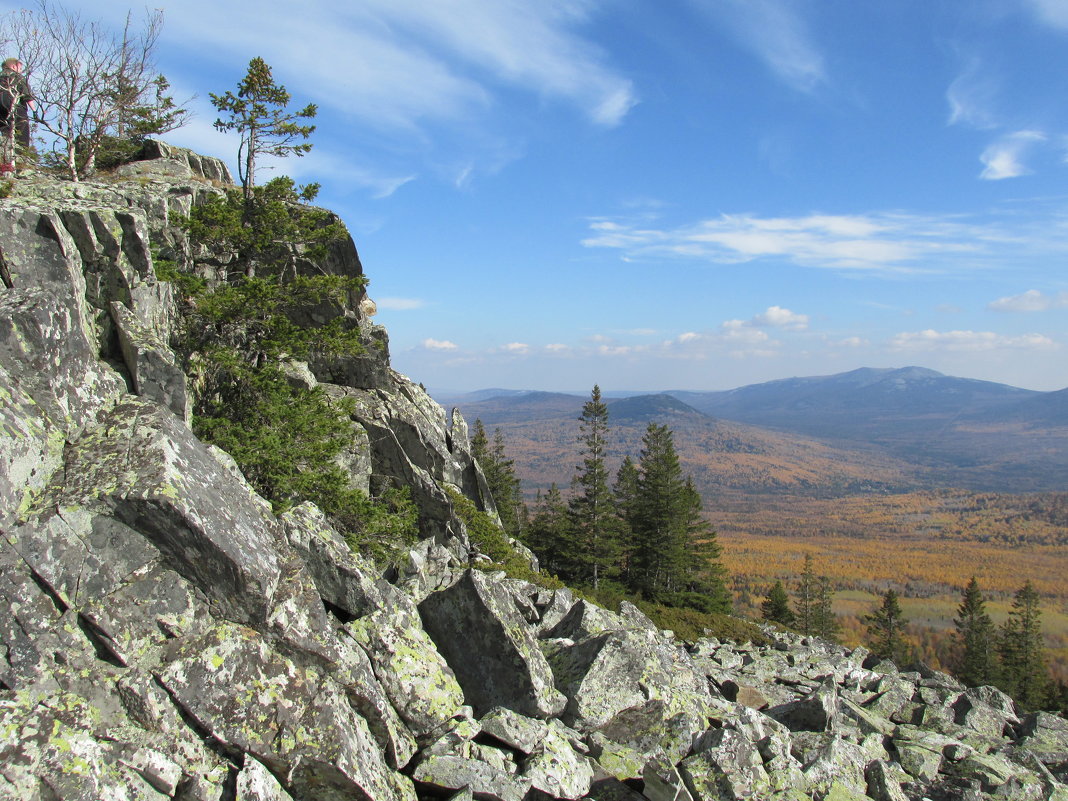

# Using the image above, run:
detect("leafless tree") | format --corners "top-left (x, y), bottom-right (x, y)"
top-left (0, 1), bottom-right (188, 180)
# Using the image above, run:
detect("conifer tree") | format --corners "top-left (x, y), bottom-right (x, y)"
top-left (629, 423), bottom-right (727, 610)
top-left (568, 385), bottom-right (617, 589)
top-left (812, 576), bottom-right (840, 643)
top-left (679, 477), bottom-right (730, 612)
top-left (761, 580), bottom-right (795, 626)
top-left (865, 589), bottom-right (909, 664)
top-left (470, 420), bottom-right (524, 538)
top-left (212, 57), bottom-right (317, 200)
top-left (998, 581), bottom-right (1049, 709)
top-left (612, 455), bottom-right (640, 585)
top-left (954, 577), bottom-right (997, 688)
top-left (794, 553), bottom-right (817, 636)
top-left (526, 484), bottom-right (569, 577)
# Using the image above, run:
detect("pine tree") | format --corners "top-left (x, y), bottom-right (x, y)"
top-left (954, 577), bottom-right (997, 688)
top-left (211, 57), bottom-right (317, 199)
top-left (568, 385), bottom-right (618, 589)
top-left (865, 589), bottom-right (909, 664)
top-left (761, 580), bottom-right (795, 626)
top-left (998, 581), bottom-right (1049, 709)
top-left (794, 554), bottom-right (817, 636)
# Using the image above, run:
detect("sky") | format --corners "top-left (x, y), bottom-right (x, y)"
top-left (8, 0), bottom-right (1068, 393)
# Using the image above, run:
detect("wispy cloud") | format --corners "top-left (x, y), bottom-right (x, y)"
top-left (1024, 0), bottom-right (1068, 30)
top-left (583, 212), bottom-right (989, 272)
top-left (980, 130), bottom-right (1047, 180)
top-left (888, 329), bottom-right (1058, 352)
top-left (422, 338), bottom-right (459, 351)
top-left (689, 0), bottom-right (825, 93)
top-left (988, 289), bottom-right (1068, 312)
top-left (154, 0), bottom-right (634, 131)
top-left (946, 54), bottom-right (1001, 129)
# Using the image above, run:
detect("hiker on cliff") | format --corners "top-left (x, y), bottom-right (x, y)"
top-left (0, 57), bottom-right (35, 173)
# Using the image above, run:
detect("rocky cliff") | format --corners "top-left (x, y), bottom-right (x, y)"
top-left (0, 146), bottom-right (1065, 801)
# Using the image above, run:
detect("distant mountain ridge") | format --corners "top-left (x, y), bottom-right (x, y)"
top-left (438, 367), bottom-right (1068, 493)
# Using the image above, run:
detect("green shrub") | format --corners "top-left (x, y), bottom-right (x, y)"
top-left (446, 487), bottom-right (564, 591)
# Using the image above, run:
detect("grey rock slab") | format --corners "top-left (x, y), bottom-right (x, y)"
top-left (157, 623), bottom-right (415, 801)
top-left (766, 676), bottom-right (840, 732)
top-left (480, 706), bottom-right (550, 754)
top-left (545, 625), bottom-right (712, 733)
top-left (680, 727), bottom-right (770, 801)
top-left (521, 720), bottom-right (595, 800)
top-left (45, 399), bottom-right (284, 626)
top-left (419, 569), bottom-right (566, 719)
top-left (345, 596), bottom-right (465, 744)
top-left (410, 754), bottom-right (531, 801)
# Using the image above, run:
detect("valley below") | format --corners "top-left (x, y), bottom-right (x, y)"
top-left (441, 372), bottom-right (1068, 690)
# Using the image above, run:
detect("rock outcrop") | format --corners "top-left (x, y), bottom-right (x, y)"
top-left (1, 148), bottom-right (1065, 801)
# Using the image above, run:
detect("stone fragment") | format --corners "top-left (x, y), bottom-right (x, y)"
top-left (680, 727), bottom-right (770, 800)
top-left (411, 754), bottom-right (531, 801)
top-left (522, 720), bottom-right (595, 799)
top-left (419, 569), bottom-right (566, 719)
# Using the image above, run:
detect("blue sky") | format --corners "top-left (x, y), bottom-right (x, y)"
top-left (13, 0), bottom-right (1068, 392)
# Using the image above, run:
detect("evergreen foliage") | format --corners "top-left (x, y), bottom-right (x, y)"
top-left (568, 386), bottom-right (618, 589)
top-left (526, 484), bottom-right (569, 578)
top-left (612, 455), bottom-right (640, 585)
top-left (629, 423), bottom-right (729, 611)
top-left (865, 589), bottom-right (910, 663)
top-left (997, 581), bottom-right (1049, 709)
top-left (211, 57), bottom-right (316, 198)
top-left (954, 577), bottom-right (998, 688)
top-left (471, 420), bottom-right (525, 539)
top-left (794, 553), bottom-right (818, 636)
top-left (761, 580), bottom-right (795, 626)
top-left (811, 576), bottom-right (840, 643)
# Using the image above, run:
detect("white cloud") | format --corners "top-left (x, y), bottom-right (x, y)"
top-left (980, 130), bottom-right (1047, 180)
top-left (988, 289), bottom-right (1068, 312)
top-left (583, 211), bottom-right (984, 273)
top-left (377, 297), bottom-right (426, 311)
top-left (502, 342), bottom-right (530, 353)
top-left (888, 329), bottom-right (1058, 352)
top-left (422, 338), bottom-right (459, 351)
top-left (690, 0), bottom-right (825, 93)
top-left (946, 55), bottom-right (1001, 130)
top-left (545, 343), bottom-right (571, 352)
top-left (837, 336), bottom-right (869, 348)
top-left (751, 305), bottom-right (809, 330)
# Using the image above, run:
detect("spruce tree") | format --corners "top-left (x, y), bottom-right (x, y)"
top-left (612, 455), bottom-right (640, 586)
top-left (761, 580), bottom-right (795, 626)
top-left (629, 423), bottom-right (727, 610)
top-left (568, 385), bottom-right (617, 589)
top-left (865, 589), bottom-right (909, 664)
top-left (954, 577), bottom-right (997, 688)
top-left (794, 553), bottom-right (817, 636)
top-left (812, 576), bottom-right (840, 643)
top-left (526, 484), bottom-right (569, 577)
top-left (998, 581), bottom-right (1049, 709)
top-left (679, 477), bottom-right (730, 612)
